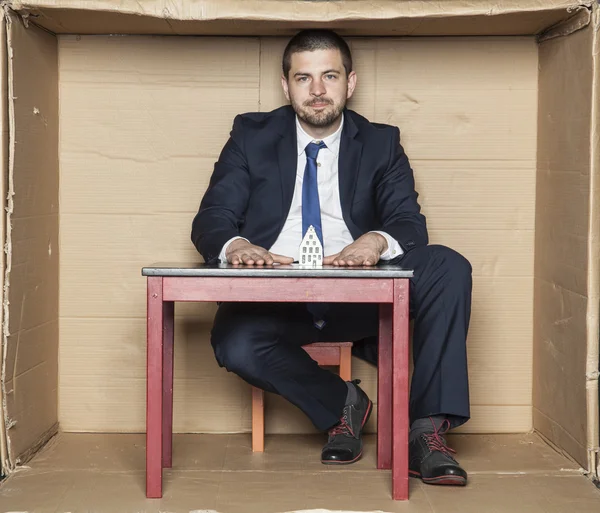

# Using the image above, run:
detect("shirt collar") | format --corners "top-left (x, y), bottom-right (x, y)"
top-left (296, 113), bottom-right (344, 157)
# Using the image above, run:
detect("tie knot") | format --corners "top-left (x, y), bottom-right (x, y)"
top-left (305, 141), bottom-right (326, 160)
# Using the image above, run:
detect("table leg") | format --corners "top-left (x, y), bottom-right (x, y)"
top-left (147, 277), bottom-right (164, 498)
top-left (377, 303), bottom-right (392, 470)
top-left (392, 278), bottom-right (410, 500)
top-left (162, 301), bottom-right (175, 468)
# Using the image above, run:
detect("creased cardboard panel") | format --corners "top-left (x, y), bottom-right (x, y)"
top-left (11, 0), bottom-right (591, 19)
top-left (534, 18), bottom-right (594, 468)
top-left (533, 279), bottom-right (588, 457)
top-left (3, 12), bottom-right (59, 467)
top-left (17, 11), bottom-right (586, 38)
top-left (9, 1), bottom-right (591, 36)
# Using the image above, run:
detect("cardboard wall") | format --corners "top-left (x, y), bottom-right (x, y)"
top-left (58, 35), bottom-right (538, 435)
top-left (2, 13), bottom-right (59, 467)
top-left (534, 14), bottom-right (600, 470)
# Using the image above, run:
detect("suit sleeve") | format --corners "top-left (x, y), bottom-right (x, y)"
top-left (375, 127), bottom-right (428, 254)
top-left (191, 115), bottom-right (250, 263)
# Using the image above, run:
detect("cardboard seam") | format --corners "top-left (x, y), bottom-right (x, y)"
top-left (0, 5), bottom-right (15, 474)
top-left (533, 425), bottom-right (586, 468)
top-left (12, 421), bottom-right (57, 467)
top-left (535, 276), bottom-right (590, 299)
top-left (533, 407), bottom-right (588, 462)
top-left (587, 3), bottom-right (600, 481)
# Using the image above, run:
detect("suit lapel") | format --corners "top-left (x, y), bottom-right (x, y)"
top-left (338, 113), bottom-right (363, 219)
top-left (276, 115), bottom-right (298, 225)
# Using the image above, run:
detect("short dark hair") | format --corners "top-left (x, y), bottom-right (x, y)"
top-left (282, 29), bottom-right (352, 79)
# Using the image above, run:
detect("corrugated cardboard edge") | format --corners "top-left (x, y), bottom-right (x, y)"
top-left (538, 4), bottom-right (593, 41)
top-left (5, 0), bottom-right (596, 22)
top-left (588, 5), bottom-right (600, 483)
top-left (0, 8), bottom-right (7, 477)
top-left (0, 5), bottom-right (15, 475)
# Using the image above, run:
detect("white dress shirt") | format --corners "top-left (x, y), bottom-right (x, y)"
top-left (219, 114), bottom-right (404, 262)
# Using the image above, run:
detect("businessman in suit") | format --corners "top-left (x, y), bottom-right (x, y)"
top-left (191, 29), bottom-right (472, 486)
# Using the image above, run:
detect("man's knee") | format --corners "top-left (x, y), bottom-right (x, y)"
top-left (428, 244), bottom-right (472, 284)
top-left (211, 332), bottom-right (258, 376)
top-left (210, 306), bottom-right (276, 376)
top-left (211, 323), bottom-right (261, 375)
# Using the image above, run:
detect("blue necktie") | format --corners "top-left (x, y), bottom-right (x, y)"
top-left (302, 141), bottom-right (328, 329)
top-left (302, 141), bottom-right (327, 247)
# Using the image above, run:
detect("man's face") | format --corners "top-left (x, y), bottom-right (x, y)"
top-left (282, 48), bottom-right (356, 129)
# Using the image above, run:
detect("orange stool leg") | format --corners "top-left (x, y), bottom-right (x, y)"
top-left (339, 346), bottom-right (352, 381)
top-left (252, 386), bottom-right (265, 452)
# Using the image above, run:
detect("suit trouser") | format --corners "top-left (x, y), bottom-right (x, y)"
top-left (210, 244), bottom-right (472, 432)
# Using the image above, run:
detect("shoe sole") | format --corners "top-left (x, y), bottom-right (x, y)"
top-left (321, 449), bottom-right (364, 465)
top-left (321, 399), bottom-right (373, 465)
top-left (409, 469), bottom-right (467, 486)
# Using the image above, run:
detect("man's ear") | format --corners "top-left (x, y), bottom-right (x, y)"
top-left (281, 74), bottom-right (291, 101)
top-left (346, 70), bottom-right (357, 100)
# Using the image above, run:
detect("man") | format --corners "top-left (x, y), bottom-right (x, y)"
top-left (191, 29), bottom-right (472, 486)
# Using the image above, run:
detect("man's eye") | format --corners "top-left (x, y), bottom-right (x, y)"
top-left (325, 74), bottom-right (337, 80)
top-left (298, 76), bottom-right (309, 82)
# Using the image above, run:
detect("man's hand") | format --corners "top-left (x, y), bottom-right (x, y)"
top-left (323, 233), bottom-right (388, 267)
top-left (225, 239), bottom-right (294, 266)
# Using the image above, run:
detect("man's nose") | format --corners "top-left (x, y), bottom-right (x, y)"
top-left (310, 78), bottom-right (326, 96)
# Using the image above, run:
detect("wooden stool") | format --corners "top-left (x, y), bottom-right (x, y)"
top-left (251, 342), bottom-right (353, 452)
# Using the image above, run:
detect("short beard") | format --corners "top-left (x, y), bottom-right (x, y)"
top-left (291, 97), bottom-right (346, 129)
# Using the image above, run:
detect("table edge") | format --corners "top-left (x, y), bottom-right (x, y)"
top-left (141, 268), bottom-right (414, 278)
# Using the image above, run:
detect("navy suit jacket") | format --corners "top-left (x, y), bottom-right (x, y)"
top-left (191, 105), bottom-right (428, 264)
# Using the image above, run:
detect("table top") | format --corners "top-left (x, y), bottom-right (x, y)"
top-left (142, 262), bottom-right (414, 278)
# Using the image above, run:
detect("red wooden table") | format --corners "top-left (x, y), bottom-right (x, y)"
top-left (142, 263), bottom-right (412, 500)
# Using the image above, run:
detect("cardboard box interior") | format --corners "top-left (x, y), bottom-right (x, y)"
top-left (0, 0), bottom-right (598, 489)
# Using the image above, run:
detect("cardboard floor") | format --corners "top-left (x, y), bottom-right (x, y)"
top-left (0, 433), bottom-right (598, 512)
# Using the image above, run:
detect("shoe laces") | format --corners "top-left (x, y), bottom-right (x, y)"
top-left (423, 418), bottom-right (456, 459)
top-left (329, 408), bottom-right (355, 438)
top-left (329, 379), bottom-right (363, 438)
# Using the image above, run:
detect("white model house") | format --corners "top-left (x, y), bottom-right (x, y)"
top-left (299, 225), bottom-right (323, 267)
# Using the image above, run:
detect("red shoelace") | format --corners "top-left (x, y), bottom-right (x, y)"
top-left (329, 415), bottom-right (355, 437)
top-left (423, 418), bottom-right (456, 459)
